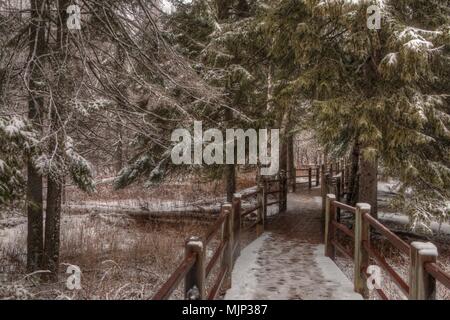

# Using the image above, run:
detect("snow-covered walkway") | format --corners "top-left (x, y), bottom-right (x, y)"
top-left (225, 189), bottom-right (362, 300)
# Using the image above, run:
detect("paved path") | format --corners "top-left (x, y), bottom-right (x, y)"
top-left (225, 188), bottom-right (362, 300)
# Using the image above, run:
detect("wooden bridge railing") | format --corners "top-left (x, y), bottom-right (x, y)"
top-left (324, 193), bottom-right (450, 300)
top-left (152, 172), bottom-right (288, 300)
top-left (287, 165), bottom-right (323, 192)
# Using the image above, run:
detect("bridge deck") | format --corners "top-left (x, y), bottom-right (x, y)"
top-left (225, 188), bottom-right (362, 300)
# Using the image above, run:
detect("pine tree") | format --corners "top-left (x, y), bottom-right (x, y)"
top-left (266, 0), bottom-right (450, 224)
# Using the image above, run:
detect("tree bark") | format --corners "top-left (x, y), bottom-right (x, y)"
top-left (358, 151), bottom-right (378, 218)
top-left (43, 0), bottom-right (69, 280)
top-left (43, 172), bottom-right (63, 279)
top-left (287, 135), bottom-right (295, 189)
top-left (224, 108), bottom-right (235, 202)
top-left (348, 142), bottom-right (360, 205)
top-left (26, 0), bottom-right (46, 272)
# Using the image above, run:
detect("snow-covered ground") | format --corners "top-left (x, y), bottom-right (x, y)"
top-left (379, 212), bottom-right (450, 235)
top-left (225, 232), bottom-right (362, 300)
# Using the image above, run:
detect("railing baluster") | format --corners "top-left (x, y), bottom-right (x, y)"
top-left (409, 242), bottom-right (438, 300)
top-left (325, 194), bottom-right (336, 260)
top-left (184, 236), bottom-right (205, 300)
top-left (232, 193), bottom-right (242, 261)
top-left (354, 203), bottom-right (371, 298)
top-left (221, 203), bottom-right (233, 290)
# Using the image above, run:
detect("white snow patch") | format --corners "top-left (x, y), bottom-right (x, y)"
top-left (314, 196), bottom-right (323, 206)
top-left (313, 245), bottom-right (363, 300)
top-left (224, 233), bottom-right (270, 300)
top-left (379, 212), bottom-right (450, 235)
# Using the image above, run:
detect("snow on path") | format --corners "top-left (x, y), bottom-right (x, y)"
top-left (225, 190), bottom-right (362, 300)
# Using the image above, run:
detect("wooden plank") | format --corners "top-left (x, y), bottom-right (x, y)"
top-left (425, 262), bottom-right (450, 290)
top-left (363, 241), bottom-right (409, 296)
top-left (363, 213), bottom-right (410, 254)
top-left (204, 213), bottom-right (227, 245)
top-left (152, 253), bottom-right (196, 300)
top-left (207, 266), bottom-right (228, 300)
top-left (331, 220), bottom-right (355, 239)
top-left (205, 241), bottom-right (226, 277)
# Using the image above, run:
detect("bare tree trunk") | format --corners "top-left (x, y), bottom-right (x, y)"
top-left (287, 135), bottom-right (295, 188)
top-left (26, 0), bottom-right (46, 272)
top-left (224, 108), bottom-right (235, 202)
top-left (358, 151), bottom-right (378, 218)
top-left (43, 0), bottom-right (69, 280)
top-left (217, 0), bottom-right (233, 20)
top-left (43, 171), bottom-right (63, 279)
top-left (115, 127), bottom-right (123, 174)
top-left (349, 142), bottom-right (360, 204)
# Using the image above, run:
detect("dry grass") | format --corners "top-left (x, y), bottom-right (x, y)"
top-left (0, 212), bottom-right (209, 300)
top-left (0, 173), bottom-right (258, 300)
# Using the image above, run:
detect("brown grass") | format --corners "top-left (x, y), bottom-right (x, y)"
top-left (0, 212), bottom-right (210, 300)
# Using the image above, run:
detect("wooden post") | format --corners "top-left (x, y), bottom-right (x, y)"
top-left (283, 170), bottom-right (288, 211)
top-left (292, 169), bottom-right (297, 193)
top-left (308, 167), bottom-right (312, 190)
top-left (232, 194), bottom-right (242, 260)
top-left (409, 242), bottom-right (438, 300)
top-left (329, 163), bottom-right (333, 176)
top-left (324, 194), bottom-right (336, 260)
top-left (322, 172), bottom-right (330, 218)
top-left (279, 170), bottom-right (287, 212)
top-left (335, 176), bottom-right (342, 222)
top-left (184, 236), bottom-right (206, 300)
top-left (345, 165), bottom-right (350, 194)
top-left (321, 165), bottom-right (326, 215)
top-left (354, 203), bottom-right (371, 298)
top-left (221, 203), bottom-right (233, 289)
top-left (256, 180), bottom-right (264, 235)
top-left (263, 178), bottom-right (268, 222)
top-left (315, 167), bottom-right (320, 187)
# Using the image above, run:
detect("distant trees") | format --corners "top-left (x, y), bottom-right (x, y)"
top-left (265, 0), bottom-right (450, 223)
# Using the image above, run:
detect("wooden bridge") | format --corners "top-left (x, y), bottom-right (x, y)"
top-left (153, 165), bottom-right (450, 300)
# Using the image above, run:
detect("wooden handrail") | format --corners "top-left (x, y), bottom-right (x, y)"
top-left (332, 200), bottom-right (357, 213)
top-left (203, 212), bottom-right (227, 245)
top-left (152, 252), bottom-right (197, 300)
top-left (363, 213), bottom-right (410, 255)
top-left (242, 205), bottom-right (260, 217)
top-left (425, 262), bottom-right (450, 290)
top-left (363, 240), bottom-right (409, 296)
top-left (207, 266), bottom-right (228, 300)
top-left (206, 241), bottom-right (226, 277)
top-left (241, 190), bottom-right (258, 199)
top-left (374, 287), bottom-right (389, 300)
top-left (331, 220), bottom-right (354, 239)
top-left (266, 189), bottom-right (281, 195)
top-left (332, 239), bottom-right (353, 259)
